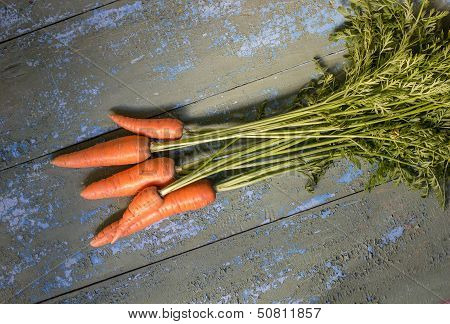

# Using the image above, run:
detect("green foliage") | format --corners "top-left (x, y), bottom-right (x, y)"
top-left (294, 0), bottom-right (449, 205)
top-left (159, 0), bottom-right (449, 206)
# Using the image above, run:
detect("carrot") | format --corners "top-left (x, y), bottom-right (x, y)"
top-left (80, 157), bottom-right (174, 199)
top-left (111, 187), bottom-right (163, 244)
top-left (52, 135), bottom-right (150, 168)
top-left (90, 222), bottom-right (120, 248)
top-left (109, 114), bottom-right (183, 140)
top-left (90, 179), bottom-right (216, 247)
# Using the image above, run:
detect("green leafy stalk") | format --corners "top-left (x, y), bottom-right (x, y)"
top-left (158, 0), bottom-right (449, 206)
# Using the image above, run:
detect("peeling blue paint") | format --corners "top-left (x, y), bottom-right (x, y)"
top-left (309, 296), bottom-right (320, 303)
top-left (181, 0), bottom-right (242, 23)
top-left (287, 247), bottom-right (307, 256)
top-left (241, 268), bottom-right (290, 303)
top-left (50, 1), bottom-right (144, 48)
top-left (89, 253), bottom-right (103, 266)
top-left (379, 226), bottom-right (404, 247)
top-left (232, 255), bottom-right (243, 267)
top-left (103, 212), bottom-right (215, 256)
top-left (1, 61), bottom-right (111, 165)
top-left (77, 81), bottom-right (104, 104)
top-left (0, 139), bottom-right (39, 164)
top-left (0, 164), bottom-right (58, 236)
top-left (199, 1), bottom-right (242, 20)
top-left (0, 2), bottom-right (105, 42)
top-left (79, 205), bottom-right (114, 224)
top-left (1, 142), bottom-right (24, 159)
top-left (298, 6), bottom-right (345, 35)
top-left (26, 59), bottom-right (40, 67)
top-left (43, 251), bottom-right (85, 292)
top-left (208, 0), bottom-right (344, 58)
top-left (76, 123), bottom-right (110, 143)
top-left (0, 156), bottom-right (111, 292)
top-left (1, 0), bottom-right (361, 302)
top-left (0, 3), bottom-right (29, 40)
top-left (288, 193), bottom-right (335, 216)
top-left (236, 14), bottom-right (301, 57)
top-left (337, 162), bottom-right (363, 184)
top-left (153, 59), bottom-right (195, 81)
top-left (0, 241), bottom-right (70, 290)
top-left (155, 39), bottom-right (169, 55)
top-left (108, 32), bottom-right (137, 52)
top-left (296, 271), bottom-right (306, 280)
top-left (320, 208), bottom-right (333, 219)
top-left (239, 184), bottom-right (268, 205)
top-left (324, 261), bottom-right (345, 290)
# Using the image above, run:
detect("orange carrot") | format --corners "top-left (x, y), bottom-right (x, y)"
top-left (110, 114), bottom-right (183, 140)
top-left (90, 222), bottom-right (119, 248)
top-left (80, 157), bottom-right (174, 199)
top-left (111, 187), bottom-right (163, 244)
top-left (90, 180), bottom-right (216, 247)
top-left (52, 135), bottom-right (150, 168)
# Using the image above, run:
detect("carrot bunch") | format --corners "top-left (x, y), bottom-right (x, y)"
top-left (52, 114), bottom-right (216, 248)
top-left (52, 0), bottom-right (450, 250)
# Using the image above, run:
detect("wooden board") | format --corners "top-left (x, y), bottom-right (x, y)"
top-left (0, 0), bottom-right (115, 42)
top-left (0, 0), bottom-right (345, 170)
top-left (50, 183), bottom-right (450, 304)
top-left (1, 0), bottom-right (448, 305)
top-left (0, 53), bottom-right (376, 303)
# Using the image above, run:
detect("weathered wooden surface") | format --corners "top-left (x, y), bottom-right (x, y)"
top-left (0, 0), bottom-right (345, 170)
top-left (0, 0), bottom-right (115, 42)
top-left (51, 183), bottom-right (450, 304)
top-left (0, 52), bottom-right (372, 303)
top-left (1, 0), bottom-right (448, 305)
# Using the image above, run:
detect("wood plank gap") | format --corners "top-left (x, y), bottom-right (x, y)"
top-left (0, 49), bottom-right (346, 174)
top-left (326, 212), bottom-right (446, 302)
top-left (0, 0), bottom-right (119, 45)
top-left (36, 179), bottom-right (381, 304)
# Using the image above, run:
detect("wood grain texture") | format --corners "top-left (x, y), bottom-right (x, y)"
top-left (1, 159), bottom-right (369, 303)
top-left (0, 0), bottom-right (115, 42)
top-left (2, 0), bottom-right (448, 305)
top-left (50, 182), bottom-right (449, 304)
top-left (1, 53), bottom-right (373, 303)
top-left (0, 0), bottom-right (345, 170)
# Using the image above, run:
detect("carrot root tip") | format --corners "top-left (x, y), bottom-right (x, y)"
top-left (80, 189), bottom-right (92, 200)
top-left (51, 156), bottom-right (65, 167)
top-left (90, 237), bottom-right (103, 248)
top-left (109, 113), bottom-right (119, 121)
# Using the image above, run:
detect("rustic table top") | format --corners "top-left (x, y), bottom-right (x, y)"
top-left (0, 0), bottom-right (448, 304)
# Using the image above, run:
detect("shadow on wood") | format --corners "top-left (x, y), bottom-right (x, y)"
top-left (94, 207), bottom-right (127, 236)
